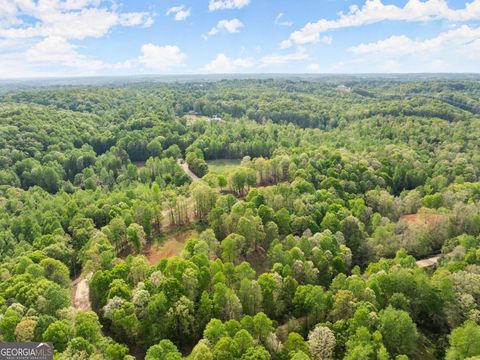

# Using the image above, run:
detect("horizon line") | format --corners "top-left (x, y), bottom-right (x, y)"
top-left (1, 72), bottom-right (480, 83)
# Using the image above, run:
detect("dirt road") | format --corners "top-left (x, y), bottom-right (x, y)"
top-left (177, 159), bottom-right (200, 181)
top-left (416, 255), bottom-right (441, 268)
top-left (72, 272), bottom-right (93, 312)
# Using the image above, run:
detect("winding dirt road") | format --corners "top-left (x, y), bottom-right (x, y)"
top-left (177, 159), bottom-right (200, 181)
top-left (75, 162), bottom-right (446, 315)
top-left (71, 161), bottom-right (199, 312)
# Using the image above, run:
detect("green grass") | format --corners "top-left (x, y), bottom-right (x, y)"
top-left (206, 159), bottom-right (241, 175)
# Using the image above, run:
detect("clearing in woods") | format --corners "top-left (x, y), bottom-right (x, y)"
top-left (206, 159), bottom-right (241, 175)
top-left (72, 272), bottom-right (93, 312)
top-left (71, 161), bottom-right (200, 312)
top-left (144, 228), bottom-right (199, 265)
top-left (400, 213), bottom-right (447, 268)
top-left (183, 114), bottom-right (225, 125)
top-left (399, 212), bottom-right (445, 226)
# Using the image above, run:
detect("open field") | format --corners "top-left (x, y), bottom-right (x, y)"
top-left (206, 159), bottom-right (241, 175)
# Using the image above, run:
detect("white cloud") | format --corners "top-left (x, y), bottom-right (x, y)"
top-left (0, 1), bottom-right (154, 40)
top-left (307, 63), bottom-right (320, 72)
top-left (280, 35), bottom-right (331, 49)
top-left (0, 52), bottom-right (62, 78)
top-left (61, 0), bottom-right (103, 10)
top-left (18, 36), bottom-right (134, 74)
top-left (202, 53), bottom-right (254, 72)
top-left (322, 36), bottom-right (333, 45)
top-left (0, 38), bottom-right (32, 50)
top-left (138, 44), bottom-right (186, 71)
top-left (336, 25), bottom-right (480, 72)
top-left (207, 18), bottom-right (244, 37)
top-left (351, 35), bottom-right (416, 55)
top-left (8, 40), bottom-right (186, 76)
top-left (260, 47), bottom-right (308, 65)
top-left (0, 0), bottom-right (21, 27)
top-left (275, 13), bottom-right (293, 27)
top-left (25, 36), bottom-right (104, 70)
top-left (281, 0), bottom-right (480, 48)
top-left (350, 25), bottom-right (480, 60)
top-left (208, 0), bottom-right (250, 11)
top-left (0, 1), bottom-right (158, 77)
top-left (120, 12), bottom-right (154, 28)
top-left (202, 47), bottom-right (314, 72)
top-left (166, 5), bottom-right (191, 21)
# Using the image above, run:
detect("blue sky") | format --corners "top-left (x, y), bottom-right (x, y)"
top-left (0, 0), bottom-right (479, 77)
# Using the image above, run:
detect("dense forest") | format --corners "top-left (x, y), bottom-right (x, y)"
top-left (1, 77), bottom-right (480, 360)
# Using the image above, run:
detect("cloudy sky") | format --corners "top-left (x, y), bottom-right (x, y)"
top-left (1, 0), bottom-right (480, 77)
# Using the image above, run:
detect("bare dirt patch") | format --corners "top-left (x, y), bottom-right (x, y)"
top-left (416, 255), bottom-right (441, 268)
top-left (400, 213), bottom-right (445, 226)
top-left (144, 229), bottom-right (199, 265)
top-left (72, 272), bottom-right (93, 312)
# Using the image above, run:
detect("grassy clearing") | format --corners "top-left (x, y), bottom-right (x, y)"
top-left (206, 159), bottom-right (241, 175)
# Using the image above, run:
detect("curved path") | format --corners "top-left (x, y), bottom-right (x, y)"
top-left (177, 159), bottom-right (200, 181)
top-left (70, 163), bottom-right (300, 313)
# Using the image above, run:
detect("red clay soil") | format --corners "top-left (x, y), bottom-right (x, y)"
top-left (144, 229), bottom-right (198, 265)
top-left (399, 213), bottom-right (451, 268)
top-left (400, 213), bottom-right (445, 226)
